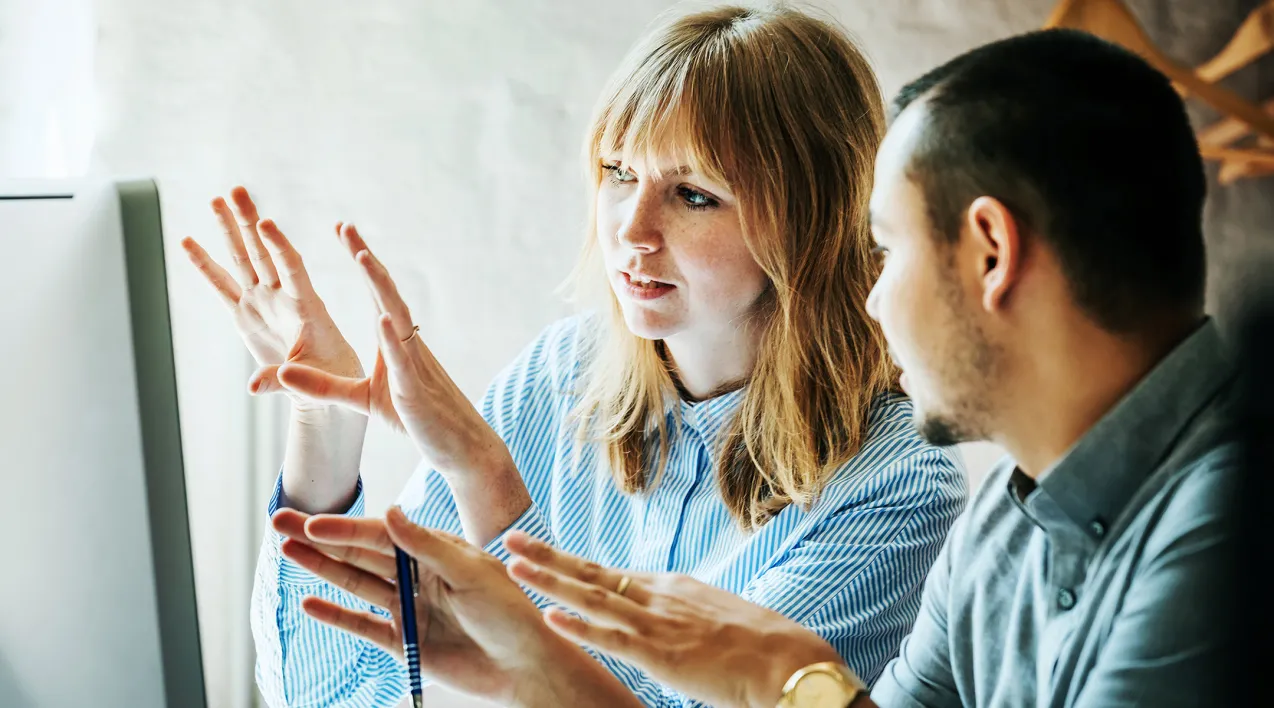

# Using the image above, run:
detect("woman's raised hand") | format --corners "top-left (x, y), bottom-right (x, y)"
top-left (181, 186), bottom-right (364, 407)
top-left (268, 233), bottom-right (505, 474)
top-left (270, 230), bottom-right (530, 543)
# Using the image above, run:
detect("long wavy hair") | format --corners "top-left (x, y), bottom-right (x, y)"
top-left (570, 3), bottom-right (896, 530)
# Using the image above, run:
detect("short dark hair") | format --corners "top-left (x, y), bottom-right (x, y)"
top-left (890, 29), bottom-right (1207, 332)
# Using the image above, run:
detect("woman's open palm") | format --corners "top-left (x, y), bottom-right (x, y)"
top-left (182, 187), bottom-right (365, 408)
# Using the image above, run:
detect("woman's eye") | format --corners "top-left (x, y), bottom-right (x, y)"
top-left (678, 186), bottom-right (718, 211)
top-left (602, 164), bottom-right (636, 185)
top-left (871, 245), bottom-right (890, 263)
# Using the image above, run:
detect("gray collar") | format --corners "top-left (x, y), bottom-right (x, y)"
top-left (1009, 319), bottom-right (1234, 539)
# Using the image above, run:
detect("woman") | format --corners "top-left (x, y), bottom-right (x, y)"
top-left (184, 5), bottom-right (966, 707)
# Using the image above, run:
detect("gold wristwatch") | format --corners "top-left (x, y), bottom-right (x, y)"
top-left (776, 661), bottom-right (865, 708)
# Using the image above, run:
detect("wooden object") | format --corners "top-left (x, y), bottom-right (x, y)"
top-left (1045, 0), bottom-right (1274, 183)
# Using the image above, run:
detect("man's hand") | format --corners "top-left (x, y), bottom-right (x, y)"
top-left (506, 531), bottom-right (853, 708)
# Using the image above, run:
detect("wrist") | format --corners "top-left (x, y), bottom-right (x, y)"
top-left (280, 404), bottom-right (368, 514)
top-left (751, 634), bottom-right (845, 708)
top-left (503, 628), bottom-right (575, 707)
top-left (508, 633), bottom-right (641, 708)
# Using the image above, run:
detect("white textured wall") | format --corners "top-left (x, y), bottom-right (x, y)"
top-left (4, 0), bottom-right (1263, 705)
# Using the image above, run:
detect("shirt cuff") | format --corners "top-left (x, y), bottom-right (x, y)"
top-left (869, 665), bottom-right (942, 708)
top-left (481, 502), bottom-right (553, 564)
top-left (265, 472), bottom-right (367, 586)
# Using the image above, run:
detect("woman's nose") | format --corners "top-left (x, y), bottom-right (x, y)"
top-left (616, 188), bottom-right (663, 253)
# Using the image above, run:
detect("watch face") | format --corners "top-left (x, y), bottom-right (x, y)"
top-left (793, 672), bottom-right (853, 708)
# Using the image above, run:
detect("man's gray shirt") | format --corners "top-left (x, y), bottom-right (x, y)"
top-left (873, 320), bottom-right (1240, 707)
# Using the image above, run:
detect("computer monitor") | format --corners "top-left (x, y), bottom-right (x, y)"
top-left (0, 179), bottom-right (206, 707)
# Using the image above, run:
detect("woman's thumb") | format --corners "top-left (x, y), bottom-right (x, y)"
top-left (277, 363), bottom-right (372, 414)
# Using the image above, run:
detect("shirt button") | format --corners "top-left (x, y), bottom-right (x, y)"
top-left (1058, 588), bottom-right (1077, 610)
top-left (1089, 519), bottom-right (1106, 538)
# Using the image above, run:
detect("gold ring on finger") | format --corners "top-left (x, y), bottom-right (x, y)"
top-left (615, 575), bottom-right (632, 597)
top-left (401, 325), bottom-right (422, 344)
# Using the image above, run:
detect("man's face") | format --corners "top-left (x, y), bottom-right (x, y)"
top-left (866, 103), bottom-right (1000, 446)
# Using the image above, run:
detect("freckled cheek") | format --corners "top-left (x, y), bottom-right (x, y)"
top-left (680, 240), bottom-right (766, 305)
top-left (594, 195), bottom-right (622, 256)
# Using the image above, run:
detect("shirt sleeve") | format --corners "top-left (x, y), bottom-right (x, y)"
top-left (869, 510), bottom-right (963, 708)
top-left (1070, 455), bottom-right (1239, 708)
top-left (251, 475), bottom-right (411, 708)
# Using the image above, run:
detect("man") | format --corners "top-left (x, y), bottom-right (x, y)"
top-left (274, 28), bottom-right (1240, 708)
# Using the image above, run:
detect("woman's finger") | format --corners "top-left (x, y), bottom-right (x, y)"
top-left (282, 538), bottom-right (399, 609)
top-left (543, 607), bottom-right (649, 660)
top-left (375, 313), bottom-right (415, 392)
top-left (504, 532), bottom-right (649, 604)
top-left (211, 195), bottom-right (258, 287)
top-left (181, 236), bottom-right (242, 307)
top-left (336, 222), bottom-right (373, 260)
top-left (304, 515), bottom-right (395, 554)
top-left (258, 218), bottom-right (317, 300)
top-left (277, 363), bottom-right (372, 414)
top-left (301, 596), bottom-right (400, 656)
top-left (508, 558), bottom-right (650, 625)
top-left (356, 249), bottom-right (416, 341)
top-left (271, 507), bottom-right (313, 538)
top-left (272, 511), bottom-right (398, 578)
top-left (228, 186), bottom-right (280, 287)
top-left (337, 225), bottom-right (386, 318)
top-left (384, 506), bottom-right (491, 589)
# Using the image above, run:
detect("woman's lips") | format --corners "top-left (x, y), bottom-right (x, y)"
top-left (620, 271), bottom-right (675, 301)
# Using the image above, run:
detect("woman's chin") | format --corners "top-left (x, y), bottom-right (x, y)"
top-left (620, 307), bottom-right (683, 341)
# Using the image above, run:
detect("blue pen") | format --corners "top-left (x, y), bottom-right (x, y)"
top-left (395, 546), bottom-right (424, 708)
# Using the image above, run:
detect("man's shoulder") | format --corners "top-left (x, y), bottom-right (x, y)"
top-left (1135, 441), bottom-right (1243, 557)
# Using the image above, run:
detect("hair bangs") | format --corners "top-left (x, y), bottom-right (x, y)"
top-left (592, 38), bottom-right (738, 188)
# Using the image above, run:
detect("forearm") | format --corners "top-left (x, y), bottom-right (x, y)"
top-left (442, 451), bottom-right (533, 547)
top-left (279, 405), bottom-right (368, 514)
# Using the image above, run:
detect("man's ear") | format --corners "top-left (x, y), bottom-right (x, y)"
top-left (964, 196), bottom-right (1023, 313)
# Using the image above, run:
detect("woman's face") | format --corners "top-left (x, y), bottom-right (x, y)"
top-left (595, 152), bottom-right (768, 344)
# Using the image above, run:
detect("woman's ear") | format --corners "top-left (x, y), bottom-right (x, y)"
top-left (964, 196), bottom-right (1023, 313)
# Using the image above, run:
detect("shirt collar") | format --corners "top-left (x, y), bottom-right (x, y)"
top-left (1026, 318), bottom-right (1235, 538)
top-left (677, 387), bottom-right (747, 448)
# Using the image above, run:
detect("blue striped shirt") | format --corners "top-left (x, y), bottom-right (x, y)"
top-left (251, 316), bottom-right (968, 707)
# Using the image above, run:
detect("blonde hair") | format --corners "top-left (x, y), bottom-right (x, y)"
top-left (570, 3), bottom-right (896, 530)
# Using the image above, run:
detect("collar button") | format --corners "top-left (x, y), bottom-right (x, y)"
top-left (1057, 588), bottom-right (1077, 611)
